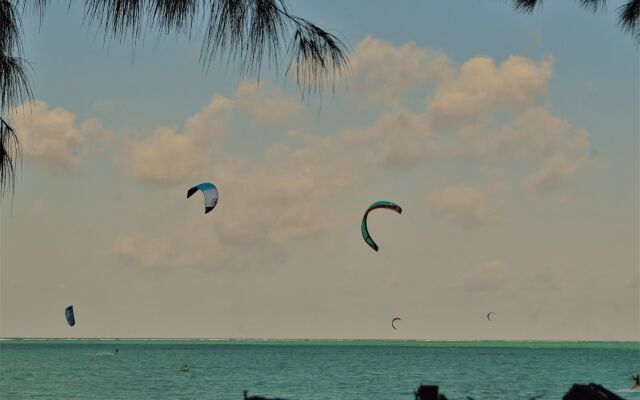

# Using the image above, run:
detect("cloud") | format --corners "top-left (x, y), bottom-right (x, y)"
top-left (114, 73), bottom-right (379, 268)
top-left (117, 95), bottom-right (237, 185)
top-left (113, 138), bottom-right (355, 268)
top-left (348, 36), bottom-right (453, 104)
top-left (118, 83), bottom-right (304, 186)
top-left (467, 107), bottom-right (592, 162)
top-left (447, 107), bottom-right (593, 193)
top-left (121, 40), bottom-right (590, 194)
top-left (111, 224), bottom-right (225, 269)
top-left (115, 101), bottom-right (363, 268)
top-left (427, 55), bottom-right (554, 128)
top-left (214, 133), bottom-right (359, 250)
top-left (113, 39), bottom-right (597, 267)
top-left (428, 183), bottom-right (506, 226)
top-left (234, 81), bottom-right (302, 124)
top-left (345, 108), bottom-right (436, 167)
top-left (420, 53), bottom-right (590, 192)
top-left (8, 101), bottom-right (111, 172)
top-left (525, 154), bottom-right (589, 193)
top-left (346, 43), bottom-right (588, 194)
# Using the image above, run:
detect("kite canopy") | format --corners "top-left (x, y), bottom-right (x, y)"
top-left (65, 305), bottom-right (75, 326)
top-left (391, 317), bottom-right (402, 330)
top-left (487, 312), bottom-right (496, 321)
top-left (361, 201), bottom-right (402, 251)
top-left (187, 183), bottom-right (219, 214)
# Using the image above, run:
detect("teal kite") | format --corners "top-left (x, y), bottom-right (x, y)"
top-left (361, 201), bottom-right (402, 252)
top-left (187, 183), bottom-right (219, 214)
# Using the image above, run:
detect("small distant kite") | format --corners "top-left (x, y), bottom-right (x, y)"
top-left (391, 317), bottom-right (402, 330)
top-left (187, 183), bottom-right (219, 214)
top-left (486, 312), bottom-right (496, 321)
top-left (361, 201), bottom-right (402, 251)
top-left (65, 305), bottom-right (76, 326)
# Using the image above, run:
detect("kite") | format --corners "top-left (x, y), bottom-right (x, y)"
top-left (361, 201), bottom-right (402, 251)
top-left (65, 305), bottom-right (76, 326)
top-left (187, 183), bottom-right (219, 214)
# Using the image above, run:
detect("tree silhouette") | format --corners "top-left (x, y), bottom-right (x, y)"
top-left (1, 0), bottom-right (30, 197)
top-left (514, 0), bottom-right (640, 43)
top-left (0, 0), bottom-right (349, 198)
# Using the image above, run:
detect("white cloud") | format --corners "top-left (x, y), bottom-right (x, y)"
top-left (234, 81), bottom-right (302, 124)
top-left (8, 101), bottom-right (112, 172)
top-left (112, 38), bottom-right (598, 267)
top-left (345, 108), bottom-right (436, 167)
top-left (446, 107), bottom-right (593, 193)
top-left (420, 53), bottom-right (590, 192)
top-left (346, 45), bottom-right (588, 194)
top-left (122, 41), bottom-right (591, 194)
top-left (115, 108), bottom-right (362, 268)
top-left (117, 95), bottom-right (238, 185)
top-left (111, 222), bottom-right (229, 269)
top-left (525, 154), bottom-right (589, 193)
top-left (427, 55), bottom-right (554, 128)
top-left (484, 107), bottom-right (591, 161)
top-left (348, 35), bottom-right (453, 104)
top-left (428, 183), bottom-right (506, 226)
top-left (118, 84), bottom-right (305, 186)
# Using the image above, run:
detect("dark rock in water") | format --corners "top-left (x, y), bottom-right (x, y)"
top-left (243, 390), bottom-right (288, 400)
top-left (242, 383), bottom-right (624, 400)
top-left (563, 383), bottom-right (625, 400)
top-left (414, 385), bottom-right (448, 400)
top-left (244, 397), bottom-right (288, 400)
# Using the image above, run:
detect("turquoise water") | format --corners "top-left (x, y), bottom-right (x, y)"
top-left (1, 340), bottom-right (638, 399)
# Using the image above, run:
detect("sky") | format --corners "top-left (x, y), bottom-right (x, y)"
top-left (0, 0), bottom-right (638, 340)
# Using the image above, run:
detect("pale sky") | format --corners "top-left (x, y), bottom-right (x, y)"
top-left (1, 0), bottom-right (638, 340)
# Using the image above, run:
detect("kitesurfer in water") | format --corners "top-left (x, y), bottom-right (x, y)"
top-left (179, 364), bottom-right (190, 372)
top-left (631, 374), bottom-right (640, 389)
top-left (114, 348), bottom-right (119, 355)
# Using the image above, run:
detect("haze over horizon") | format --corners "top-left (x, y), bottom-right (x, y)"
top-left (1, 0), bottom-right (638, 341)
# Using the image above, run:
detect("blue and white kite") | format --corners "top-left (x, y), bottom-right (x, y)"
top-left (187, 183), bottom-right (219, 214)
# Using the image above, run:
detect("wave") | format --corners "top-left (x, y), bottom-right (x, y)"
top-left (85, 352), bottom-right (117, 356)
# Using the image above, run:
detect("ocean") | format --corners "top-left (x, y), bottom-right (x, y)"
top-left (1, 339), bottom-right (638, 399)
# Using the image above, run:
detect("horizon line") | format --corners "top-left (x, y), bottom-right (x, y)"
top-left (2, 337), bottom-right (639, 343)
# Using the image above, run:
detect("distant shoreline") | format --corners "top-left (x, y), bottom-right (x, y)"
top-left (1, 338), bottom-right (638, 350)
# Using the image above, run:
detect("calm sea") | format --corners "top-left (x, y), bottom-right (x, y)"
top-left (1, 339), bottom-right (638, 399)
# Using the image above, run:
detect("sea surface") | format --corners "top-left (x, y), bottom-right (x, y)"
top-left (1, 339), bottom-right (638, 400)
